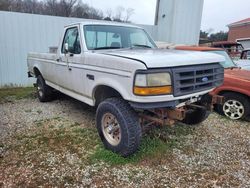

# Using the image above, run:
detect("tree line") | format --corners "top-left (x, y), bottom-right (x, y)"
top-left (0, 0), bottom-right (134, 22)
top-left (200, 30), bottom-right (228, 42)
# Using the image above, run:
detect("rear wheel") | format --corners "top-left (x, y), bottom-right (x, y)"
top-left (216, 92), bottom-right (250, 120)
top-left (36, 75), bottom-right (53, 102)
top-left (96, 98), bottom-right (142, 157)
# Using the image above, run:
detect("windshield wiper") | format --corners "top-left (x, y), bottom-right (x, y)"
top-left (93, 47), bottom-right (121, 50)
top-left (131, 44), bottom-right (152, 48)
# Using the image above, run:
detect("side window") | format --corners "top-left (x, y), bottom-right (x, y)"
top-left (62, 27), bottom-right (81, 54)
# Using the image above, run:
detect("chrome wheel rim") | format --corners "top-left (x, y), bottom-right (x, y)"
top-left (223, 100), bottom-right (244, 120)
top-left (101, 113), bottom-right (121, 146)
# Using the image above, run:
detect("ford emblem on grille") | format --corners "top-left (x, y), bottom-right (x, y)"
top-left (202, 77), bottom-right (209, 82)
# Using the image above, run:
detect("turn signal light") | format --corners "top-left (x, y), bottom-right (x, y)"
top-left (133, 86), bottom-right (172, 96)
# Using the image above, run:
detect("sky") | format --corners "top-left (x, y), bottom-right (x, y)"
top-left (84, 0), bottom-right (249, 33)
top-left (201, 0), bottom-right (250, 33)
top-left (84, 0), bottom-right (157, 24)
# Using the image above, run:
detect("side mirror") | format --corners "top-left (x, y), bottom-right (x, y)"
top-left (64, 43), bottom-right (69, 53)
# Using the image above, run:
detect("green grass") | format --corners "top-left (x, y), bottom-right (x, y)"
top-left (0, 87), bottom-right (35, 103)
top-left (6, 118), bottom-right (99, 166)
top-left (91, 124), bottom-right (195, 165)
top-left (91, 137), bottom-right (174, 165)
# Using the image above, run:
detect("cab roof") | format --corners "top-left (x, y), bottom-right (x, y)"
top-left (65, 20), bottom-right (142, 29)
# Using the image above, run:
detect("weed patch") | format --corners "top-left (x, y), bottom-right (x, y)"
top-left (91, 124), bottom-right (195, 165)
top-left (0, 87), bottom-right (35, 103)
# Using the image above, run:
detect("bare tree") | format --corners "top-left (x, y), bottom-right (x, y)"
top-left (124, 8), bottom-right (134, 22)
top-left (105, 8), bottom-right (112, 18)
top-left (59, 0), bottom-right (78, 17)
top-left (87, 7), bottom-right (103, 20)
top-left (0, 0), bottom-right (12, 11)
top-left (45, 0), bottom-right (59, 16)
top-left (9, 0), bottom-right (23, 12)
top-left (0, 0), bottom-right (134, 22)
top-left (20, 0), bottom-right (44, 14)
top-left (72, 1), bottom-right (89, 18)
top-left (113, 6), bottom-right (124, 22)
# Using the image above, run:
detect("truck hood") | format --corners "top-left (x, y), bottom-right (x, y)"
top-left (98, 49), bottom-right (225, 68)
top-left (225, 68), bottom-right (250, 81)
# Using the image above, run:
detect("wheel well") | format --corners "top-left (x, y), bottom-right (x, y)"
top-left (94, 85), bottom-right (122, 106)
top-left (218, 90), bottom-right (250, 100)
top-left (33, 67), bottom-right (42, 77)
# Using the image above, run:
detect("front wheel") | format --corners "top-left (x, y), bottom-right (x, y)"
top-left (96, 98), bottom-right (142, 157)
top-left (216, 92), bottom-right (250, 120)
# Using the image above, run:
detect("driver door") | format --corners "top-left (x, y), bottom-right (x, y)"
top-left (56, 26), bottom-right (86, 95)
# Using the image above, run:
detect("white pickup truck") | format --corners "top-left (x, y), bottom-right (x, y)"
top-left (27, 21), bottom-right (224, 156)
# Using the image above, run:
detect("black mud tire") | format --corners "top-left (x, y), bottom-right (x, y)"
top-left (36, 75), bottom-right (53, 102)
top-left (96, 98), bottom-right (142, 157)
top-left (181, 107), bottom-right (210, 125)
top-left (216, 92), bottom-right (250, 120)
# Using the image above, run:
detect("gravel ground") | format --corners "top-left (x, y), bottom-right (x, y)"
top-left (0, 94), bottom-right (250, 187)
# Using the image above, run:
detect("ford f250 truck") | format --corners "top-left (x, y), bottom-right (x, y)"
top-left (27, 21), bottom-right (224, 156)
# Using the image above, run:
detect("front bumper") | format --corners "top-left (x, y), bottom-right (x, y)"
top-left (130, 93), bottom-right (224, 110)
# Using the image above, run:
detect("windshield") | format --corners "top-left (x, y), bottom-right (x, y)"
top-left (83, 25), bottom-right (157, 50)
top-left (210, 50), bottom-right (237, 68)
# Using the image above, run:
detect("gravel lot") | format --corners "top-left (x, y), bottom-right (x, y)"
top-left (0, 90), bottom-right (250, 187)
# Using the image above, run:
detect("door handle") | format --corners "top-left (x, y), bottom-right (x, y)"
top-left (87, 74), bottom-right (94, 80)
top-left (56, 57), bottom-right (62, 62)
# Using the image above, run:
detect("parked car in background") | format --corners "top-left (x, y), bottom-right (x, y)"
top-left (212, 41), bottom-right (244, 60)
top-left (235, 48), bottom-right (250, 70)
top-left (175, 46), bottom-right (250, 121)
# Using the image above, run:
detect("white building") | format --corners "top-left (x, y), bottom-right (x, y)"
top-left (0, 0), bottom-right (204, 87)
top-left (155, 0), bottom-right (204, 45)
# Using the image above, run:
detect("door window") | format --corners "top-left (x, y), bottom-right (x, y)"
top-left (62, 27), bottom-right (81, 54)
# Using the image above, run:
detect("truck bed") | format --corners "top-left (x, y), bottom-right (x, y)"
top-left (28, 52), bottom-right (57, 61)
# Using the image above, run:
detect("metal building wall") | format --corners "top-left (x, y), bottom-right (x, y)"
top-left (155, 0), bottom-right (204, 45)
top-left (0, 11), bottom-right (156, 87)
top-left (0, 11), bottom-right (83, 87)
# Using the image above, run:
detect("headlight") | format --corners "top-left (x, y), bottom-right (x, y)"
top-left (134, 72), bottom-right (172, 96)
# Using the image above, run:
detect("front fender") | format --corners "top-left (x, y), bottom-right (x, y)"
top-left (92, 77), bottom-right (132, 101)
top-left (211, 86), bottom-right (250, 97)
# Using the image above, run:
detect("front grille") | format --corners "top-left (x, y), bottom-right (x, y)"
top-left (172, 63), bottom-right (224, 97)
